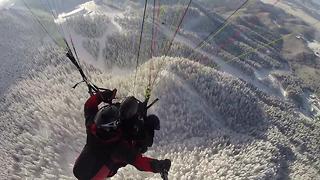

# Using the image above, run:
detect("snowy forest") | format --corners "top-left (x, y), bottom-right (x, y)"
top-left (0, 0), bottom-right (320, 179)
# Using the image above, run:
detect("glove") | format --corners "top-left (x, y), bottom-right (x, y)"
top-left (150, 159), bottom-right (171, 173)
top-left (138, 145), bottom-right (148, 154)
top-left (98, 89), bottom-right (117, 103)
top-left (145, 114), bottom-right (160, 130)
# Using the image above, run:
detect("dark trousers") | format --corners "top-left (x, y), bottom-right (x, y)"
top-left (73, 141), bottom-right (152, 180)
top-left (73, 142), bottom-right (138, 180)
top-left (73, 145), bottom-right (119, 180)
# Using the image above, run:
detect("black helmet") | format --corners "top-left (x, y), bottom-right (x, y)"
top-left (94, 105), bottom-right (120, 133)
top-left (119, 96), bottom-right (140, 119)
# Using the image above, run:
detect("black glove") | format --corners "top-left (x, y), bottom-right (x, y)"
top-left (98, 89), bottom-right (117, 103)
top-left (151, 159), bottom-right (171, 173)
top-left (138, 145), bottom-right (148, 154)
top-left (145, 114), bottom-right (160, 130)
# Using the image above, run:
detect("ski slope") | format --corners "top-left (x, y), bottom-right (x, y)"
top-left (1, 1), bottom-right (320, 180)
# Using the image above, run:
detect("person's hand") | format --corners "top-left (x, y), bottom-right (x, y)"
top-left (145, 114), bottom-right (160, 130)
top-left (110, 88), bottom-right (117, 99)
top-left (138, 146), bottom-right (148, 153)
top-left (151, 159), bottom-right (171, 173)
top-left (99, 88), bottom-right (117, 103)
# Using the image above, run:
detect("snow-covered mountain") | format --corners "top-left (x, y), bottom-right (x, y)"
top-left (0, 0), bottom-right (320, 179)
top-left (0, 0), bottom-right (13, 10)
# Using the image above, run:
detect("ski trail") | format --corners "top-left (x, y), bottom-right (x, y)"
top-left (57, 0), bottom-right (126, 70)
top-left (95, 3), bottom-right (124, 65)
top-left (149, 12), bottom-right (285, 99)
top-left (160, 22), bottom-right (285, 98)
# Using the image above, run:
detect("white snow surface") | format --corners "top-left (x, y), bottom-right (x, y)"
top-left (1, 49), bottom-right (320, 179)
top-left (56, 0), bottom-right (123, 32)
top-left (1, 2), bottom-right (320, 180)
top-left (308, 40), bottom-right (320, 57)
top-left (0, 0), bottom-right (12, 10)
top-left (55, 0), bottom-right (125, 69)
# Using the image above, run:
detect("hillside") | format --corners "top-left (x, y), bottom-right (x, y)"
top-left (0, 0), bottom-right (319, 179)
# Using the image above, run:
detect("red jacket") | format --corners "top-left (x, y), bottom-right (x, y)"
top-left (83, 92), bottom-right (155, 173)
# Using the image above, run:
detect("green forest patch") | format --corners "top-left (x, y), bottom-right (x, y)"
top-left (294, 65), bottom-right (320, 96)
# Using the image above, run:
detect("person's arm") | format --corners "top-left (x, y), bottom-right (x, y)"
top-left (131, 154), bottom-right (154, 172)
top-left (84, 89), bottom-right (117, 126)
top-left (111, 141), bottom-right (170, 173)
top-left (133, 129), bottom-right (154, 153)
top-left (132, 154), bottom-right (171, 174)
top-left (134, 114), bottom-right (159, 153)
top-left (84, 94), bottom-right (101, 126)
